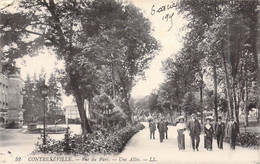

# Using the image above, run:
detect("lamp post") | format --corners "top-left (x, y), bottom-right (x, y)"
top-left (40, 81), bottom-right (48, 147)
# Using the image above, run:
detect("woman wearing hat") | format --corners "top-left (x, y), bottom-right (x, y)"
top-left (176, 116), bottom-right (186, 150)
top-left (204, 116), bottom-right (214, 151)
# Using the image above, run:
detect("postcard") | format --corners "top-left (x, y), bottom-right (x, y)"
top-left (0, 0), bottom-right (259, 164)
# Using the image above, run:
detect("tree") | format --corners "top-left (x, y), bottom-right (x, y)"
top-left (23, 74), bottom-right (35, 123)
top-left (47, 72), bottom-right (62, 123)
top-left (81, 2), bottom-right (159, 120)
top-left (93, 93), bottom-right (115, 115)
top-left (0, 0), bottom-right (159, 133)
top-left (176, 0), bottom-right (259, 124)
top-left (129, 97), bottom-right (150, 119)
top-left (23, 70), bottom-right (47, 123)
top-left (147, 93), bottom-right (162, 114)
top-left (181, 92), bottom-right (200, 117)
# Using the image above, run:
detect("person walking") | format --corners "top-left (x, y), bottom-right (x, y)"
top-left (214, 116), bottom-right (225, 149)
top-left (157, 118), bottom-right (165, 143)
top-left (227, 117), bottom-right (239, 150)
top-left (149, 120), bottom-right (156, 139)
top-left (204, 116), bottom-right (214, 151)
top-left (187, 113), bottom-right (201, 151)
top-left (176, 116), bottom-right (186, 151)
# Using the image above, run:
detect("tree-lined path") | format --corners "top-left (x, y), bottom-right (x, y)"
top-left (0, 123), bottom-right (259, 164)
top-left (116, 122), bottom-right (259, 164)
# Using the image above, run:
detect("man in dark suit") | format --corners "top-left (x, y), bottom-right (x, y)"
top-left (215, 116), bottom-right (225, 149)
top-left (157, 118), bottom-right (165, 143)
top-left (228, 117), bottom-right (239, 150)
top-left (149, 120), bottom-right (156, 139)
top-left (187, 114), bottom-right (201, 151)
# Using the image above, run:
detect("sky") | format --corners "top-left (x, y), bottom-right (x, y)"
top-left (130, 0), bottom-right (187, 98)
top-left (15, 0), bottom-right (188, 106)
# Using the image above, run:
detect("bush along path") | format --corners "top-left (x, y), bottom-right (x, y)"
top-left (224, 132), bottom-right (260, 149)
top-left (34, 123), bottom-right (145, 155)
top-left (2, 123), bottom-right (259, 164)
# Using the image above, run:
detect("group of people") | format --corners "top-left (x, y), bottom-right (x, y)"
top-left (149, 114), bottom-right (240, 152)
top-left (148, 118), bottom-right (168, 142)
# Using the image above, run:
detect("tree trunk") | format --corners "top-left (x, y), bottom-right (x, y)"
top-left (124, 99), bottom-right (132, 122)
top-left (244, 78), bottom-right (249, 126)
top-left (257, 13), bottom-right (260, 123)
top-left (213, 63), bottom-right (218, 124)
top-left (74, 93), bottom-right (92, 134)
top-left (244, 58), bottom-right (249, 126)
top-left (199, 84), bottom-right (203, 124)
top-left (118, 74), bottom-right (132, 122)
top-left (221, 53), bottom-right (234, 119)
top-left (69, 67), bottom-right (92, 134)
top-left (222, 8), bottom-right (234, 120)
top-left (257, 54), bottom-right (260, 122)
top-left (176, 86), bottom-right (180, 114)
top-left (232, 80), bottom-right (239, 124)
top-left (111, 61), bottom-right (116, 99)
top-left (88, 97), bottom-right (93, 119)
top-left (199, 71), bottom-right (203, 124)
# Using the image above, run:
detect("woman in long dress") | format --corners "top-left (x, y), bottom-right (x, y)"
top-left (204, 117), bottom-right (214, 151)
top-left (176, 116), bottom-right (186, 150)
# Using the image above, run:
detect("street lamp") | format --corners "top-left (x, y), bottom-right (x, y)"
top-left (40, 81), bottom-right (48, 148)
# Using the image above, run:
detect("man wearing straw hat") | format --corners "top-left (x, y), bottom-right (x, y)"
top-left (176, 116), bottom-right (186, 150)
top-left (187, 113), bottom-right (201, 151)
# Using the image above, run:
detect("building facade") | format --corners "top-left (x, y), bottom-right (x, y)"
top-left (0, 64), bottom-right (24, 128)
top-left (0, 71), bottom-right (9, 123)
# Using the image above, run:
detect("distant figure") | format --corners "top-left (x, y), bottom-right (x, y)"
top-left (157, 118), bottom-right (165, 143)
top-left (215, 116), bottom-right (225, 149)
top-left (164, 120), bottom-right (169, 139)
top-left (149, 120), bottom-right (156, 139)
top-left (176, 116), bottom-right (186, 150)
top-left (204, 117), bottom-right (214, 151)
top-left (187, 114), bottom-right (201, 151)
top-left (227, 117), bottom-right (239, 150)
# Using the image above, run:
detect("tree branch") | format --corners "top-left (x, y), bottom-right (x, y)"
top-left (22, 29), bottom-right (60, 47)
top-left (23, 29), bottom-right (45, 37)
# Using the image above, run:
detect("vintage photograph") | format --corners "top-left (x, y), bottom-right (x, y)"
top-left (0, 0), bottom-right (259, 163)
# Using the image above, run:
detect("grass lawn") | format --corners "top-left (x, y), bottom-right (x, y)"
top-left (239, 119), bottom-right (260, 134)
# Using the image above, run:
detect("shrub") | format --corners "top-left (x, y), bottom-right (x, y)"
top-left (34, 123), bottom-right (145, 155)
top-left (223, 132), bottom-right (260, 149)
top-left (236, 132), bottom-right (260, 149)
top-left (46, 126), bottom-right (67, 133)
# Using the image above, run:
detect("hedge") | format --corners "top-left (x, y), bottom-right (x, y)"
top-left (34, 123), bottom-right (145, 155)
top-left (223, 132), bottom-right (260, 149)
